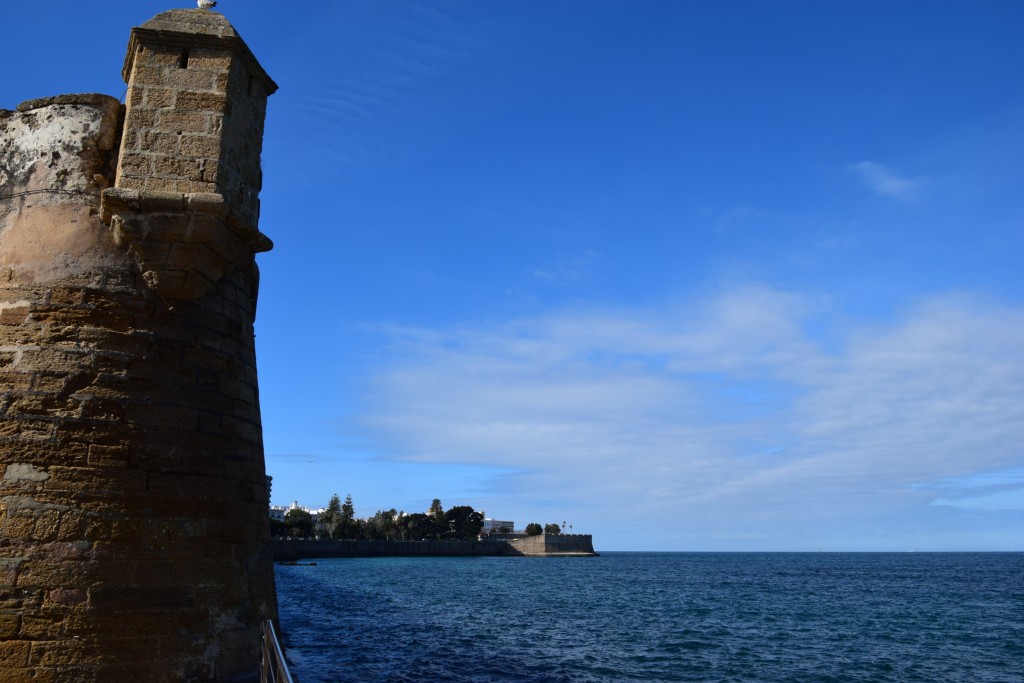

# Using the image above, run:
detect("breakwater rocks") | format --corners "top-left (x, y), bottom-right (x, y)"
top-left (273, 534), bottom-right (598, 562)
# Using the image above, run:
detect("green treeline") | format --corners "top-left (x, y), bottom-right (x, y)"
top-left (273, 495), bottom-right (484, 542)
top-left (273, 494), bottom-right (573, 541)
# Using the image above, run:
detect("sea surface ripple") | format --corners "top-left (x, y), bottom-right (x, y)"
top-left (275, 552), bottom-right (1024, 682)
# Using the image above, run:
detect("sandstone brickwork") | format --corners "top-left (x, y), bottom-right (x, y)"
top-left (1, 9), bottom-right (277, 681)
top-left (114, 9), bottom-right (275, 231)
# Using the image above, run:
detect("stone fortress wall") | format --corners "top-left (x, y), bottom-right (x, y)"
top-left (505, 533), bottom-right (597, 556)
top-left (1, 9), bottom-right (277, 682)
top-left (272, 535), bottom-right (599, 562)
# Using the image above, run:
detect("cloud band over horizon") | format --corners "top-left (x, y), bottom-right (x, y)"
top-left (347, 286), bottom-right (1024, 550)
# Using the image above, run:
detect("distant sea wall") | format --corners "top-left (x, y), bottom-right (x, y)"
top-left (505, 533), bottom-right (597, 556)
top-left (273, 535), bottom-right (597, 561)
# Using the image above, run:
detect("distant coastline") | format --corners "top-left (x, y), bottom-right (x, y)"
top-left (273, 534), bottom-right (597, 561)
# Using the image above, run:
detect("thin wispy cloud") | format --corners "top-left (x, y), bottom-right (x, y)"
top-left (926, 468), bottom-right (1024, 511)
top-left (849, 161), bottom-right (926, 201)
top-left (530, 250), bottom-right (602, 286)
top-left (351, 287), bottom-right (1024, 549)
top-left (711, 206), bottom-right (771, 233)
top-left (284, 7), bottom-right (486, 169)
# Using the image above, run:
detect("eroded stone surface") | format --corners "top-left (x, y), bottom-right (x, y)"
top-left (0, 94), bottom-right (119, 196)
top-left (0, 96), bottom-right (127, 285)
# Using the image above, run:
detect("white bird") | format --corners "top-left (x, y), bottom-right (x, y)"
top-left (197, 0), bottom-right (217, 9)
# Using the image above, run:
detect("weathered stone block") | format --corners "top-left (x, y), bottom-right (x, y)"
top-left (76, 327), bottom-right (151, 355)
top-left (155, 110), bottom-right (208, 134)
top-left (143, 87), bottom-right (176, 109)
top-left (2, 667), bottom-right (57, 683)
top-left (3, 514), bottom-right (39, 540)
top-left (177, 134), bottom-right (220, 159)
top-left (114, 175), bottom-right (146, 191)
top-left (166, 68), bottom-right (216, 91)
top-left (26, 306), bottom-right (96, 331)
top-left (14, 561), bottom-right (89, 590)
top-left (128, 88), bottom-right (145, 108)
top-left (188, 48), bottom-right (233, 70)
top-left (150, 158), bottom-right (203, 184)
top-left (3, 419), bottom-right (54, 440)
top-left (32, 510), bottom-right (61, 542)
top-left (8, 395), bottom-right (79, 419)
top-left (55, 512), bottom-right (88, 542)
top-left (27, 638), bottom-right (99, 668)
top-left (138, 44), bottom-right (183, 67)
top-left (29, 374), bottom-right (66, 394)
top-left (177, 178), bottom-right (218, 193)
top-left (213, 71), bottom-right (231, 92)
top-left (128, 64), bottom-right (167, 87)
top-left (176, 91), bottom-right (228, 112)
top-left (19, 615), bottom-right (63, 639)
top-left (43, 587), bottom-right (87, 608)
top-left (0, 588), bottom-right (41, 612)
top-left (45, 466), bottom-right (146, 495)
top-left (196, 167), bottom-right (225, 191)
top-left (76, 397), bottom-right (124, 422)
top-left (124, 107), bottom-right (155, 129)
top-left (0, 371), bottom-right (33, 393)
top-left (0, 641), bottom-right (31, 668)
top-left (116, 154), bottom-right (151, 178)
top-left (0, 305), bottom-right (30, 325)
top-left (140, 130), bottom-right (179, 155)
top-left (0, 613), bottom-right (20, 638)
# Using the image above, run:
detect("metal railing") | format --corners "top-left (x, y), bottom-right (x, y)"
top-left (260, 619), bottom-right (294, 683)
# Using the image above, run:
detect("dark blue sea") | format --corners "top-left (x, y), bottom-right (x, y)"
top-left (274, 552), bottom-right (1024, 682)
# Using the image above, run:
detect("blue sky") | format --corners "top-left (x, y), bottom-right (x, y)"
top-left (7, 1), bottom-right (1024, 550)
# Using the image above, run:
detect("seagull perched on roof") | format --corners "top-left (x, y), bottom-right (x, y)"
top-left (197, 0), bottom-right (217, 9)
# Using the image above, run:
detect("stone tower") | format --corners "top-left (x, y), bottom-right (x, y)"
top-left (1, 9), bottom-right (277, 681)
